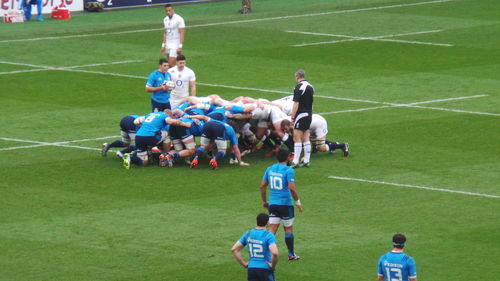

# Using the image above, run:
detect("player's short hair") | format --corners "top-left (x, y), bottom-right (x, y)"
top-left (276, 148), bottom-right (290, 163)
top-left (295, 69), bottom-right (305, 79)
top-left (281, 119), bottom-right (291, 131)
top-left (256, 213), bottom-right (269, 227)
top-left (159, 58), bottom-right (168, 65)
top-left (392, 233), bottom-right (406, 249)
top-left (177, 54), bottom-right (186, 61)
top-left (165, 4), bottom-right (172, 8)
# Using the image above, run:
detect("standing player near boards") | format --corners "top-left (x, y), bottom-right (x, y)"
top-left (231, 213), bottom-right (278, 281)
top-left (377, 233), bottom-right (418, 281)
top-left (261, 148), bottom-right (303, 261)
top-left (161, 4), bottom-right (185, 68)
top-left (145, 58), bottom-right (174, 112)
top-left (289, 69), bottom-right (314, 168)
top-left (167, 55), bottom-right (196, 108)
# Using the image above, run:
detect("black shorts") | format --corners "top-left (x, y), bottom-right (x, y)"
top-left (201, 121), bottom-right (225, 141)
top-left (247, 268), bottom-right (275, 281)
top-left (293, 112), bottom-right (312, 131)
top-left (169, 125), bottom-right (191, 140)
top-left (151, 100), bottom-right (171, 112)
top-left (120, 115), bottom-right (137, 133)
top-left (135, 135), bottom-right (161, 151)
top-left (268, 205), bottom-right (294, 220)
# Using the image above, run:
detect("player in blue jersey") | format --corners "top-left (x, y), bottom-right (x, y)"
top-left (158, 109), bottom-right (195, 167)
top-left (261, 148), bottom-right (303, 261)
top-left (377, 234), bottom-right (418, 281)
top-left (101, 115), bottom-right (141, 158)
top-left (123, 110), bottom-right (187, 169)
top-left (189, 118), bottom-right (248, 169)
top-left (231, 213), bottom-right (279, 281)
top-left (145, 58), bottom-right (174, 112)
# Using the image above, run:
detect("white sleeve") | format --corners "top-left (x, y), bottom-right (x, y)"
top-left (189, 69), bottom-right (196, 82)
top-left (178, 16), bottom-right (185, 28)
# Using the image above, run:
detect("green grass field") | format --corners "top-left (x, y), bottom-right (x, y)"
top-left (1, 0), bottom-right (499, 280)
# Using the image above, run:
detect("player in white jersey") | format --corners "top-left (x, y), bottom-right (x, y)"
top-left (282, 114), bottom-right (349, 156)
top-left (273, 95), bottom-right (294, 116)
top-left (161, 4), bottom-right (185, 68)
top-left (167, 55), bottom-right (196, 108)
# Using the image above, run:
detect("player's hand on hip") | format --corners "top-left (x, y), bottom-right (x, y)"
top-left (160, 47), bottom-right (165, 54)
top-left (177, 48), bottom-right (182, 55)
top-left (263, 202), bottom-right (269, 209)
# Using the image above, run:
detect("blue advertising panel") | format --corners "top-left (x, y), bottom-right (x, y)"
top-left (84, 0), bottom-right (197, 9)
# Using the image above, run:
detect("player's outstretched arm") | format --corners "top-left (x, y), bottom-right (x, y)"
top-left (231, 241), bottom-right (248, 268)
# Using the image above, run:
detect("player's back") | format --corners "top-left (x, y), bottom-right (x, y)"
top-left (137, 112), bottom-right (168, 136)
top-left (378, 252), bottom-right (417, 281)
top-left (293, 80), bottom-right (314, 113)
top-left (240, 228), bottom-right (275, 269)
top-left (264, 163), bottom-right (294, 206)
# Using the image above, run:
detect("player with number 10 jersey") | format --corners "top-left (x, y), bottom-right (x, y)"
top-left (261, 149), bottom-right (303, 260)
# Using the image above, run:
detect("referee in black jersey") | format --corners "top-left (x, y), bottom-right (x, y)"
top-left (290, 69), bottom-right (314, 168)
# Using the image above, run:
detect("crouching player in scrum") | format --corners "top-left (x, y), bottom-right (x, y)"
top-left (123, 110), bottom-right (188, 169)
top-left (281, 114), bottom-right (349, 158)
top-left (102, 114), bottom-right (141, 158)
top-left (190, 117), bottom-right (249, 169)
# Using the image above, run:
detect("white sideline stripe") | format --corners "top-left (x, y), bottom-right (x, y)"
top-left (288, 29), bottom-right (453, 47)
top-left (328, 176), bottom-right (500, 199)
top-left (0, 0), bottom-right (453, 44)
top-left (0, 60), bottom-right (142, 75)
top-left (293, 38), bottom-right (452, 47)
top-left (62, 60), bottom-right (143, 69)
top-left (318, 95), bottom-right (497, 116)
top-left (319, 105), bottom-right (393, 115)
top-left (1, 60), bottom-right (496, 117)
top-left (408, 94), bottom-right (488, 105)
top-left (0, 68), bottom-right (48, 75)
top-left (409, 105), bottom-right (500, 116)
top-left (0, 136), bottom-right (119, 151)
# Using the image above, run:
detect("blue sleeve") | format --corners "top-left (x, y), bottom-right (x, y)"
top-left (230, 105), bottom-right (245, 114)
top-left (377, 256), bottom-right (384, 276)
top-left (267, 232), bottom-right (276, 246)
top-left (182, 118), bottom-right (193, 124)
top-left (262, 167), bottom-right (270, 181)
top-left (238, 231), bottom-right (249, 246)
top-left (286, 168), bottom-right (295, 184)
top-left (225, 125), bottom-right (238, 146)
top-left (146, 72), bottom-right (156, 87)
top-left (407, 257), bottom-right (417, 278)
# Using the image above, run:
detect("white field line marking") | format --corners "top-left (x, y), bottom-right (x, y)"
top-left (408, 105), bottom-right (500, 116)
top-left (408, 94), bottom-right (488, 105)
top-left (62, 60), bottom-right (143, 69)
top-left (0, 136), bottom-right (119, 151)
top-left (0, 60), bottom-right (142, 75)
top-left (319, 95), bottom-right (499, 116)
top-left (0, 0), bottom-right (454, 44)
top-left (328, 176), bottom-right (500, 199)
top-left (1, 60), bottom-right (496, 117)
top-left (288, 29), bottom-right (452, 47)
top-left (0, 68), bottom-right (49, 75)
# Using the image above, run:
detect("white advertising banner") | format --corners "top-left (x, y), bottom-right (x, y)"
top-left (1, 0), bottom-right (83, 14)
